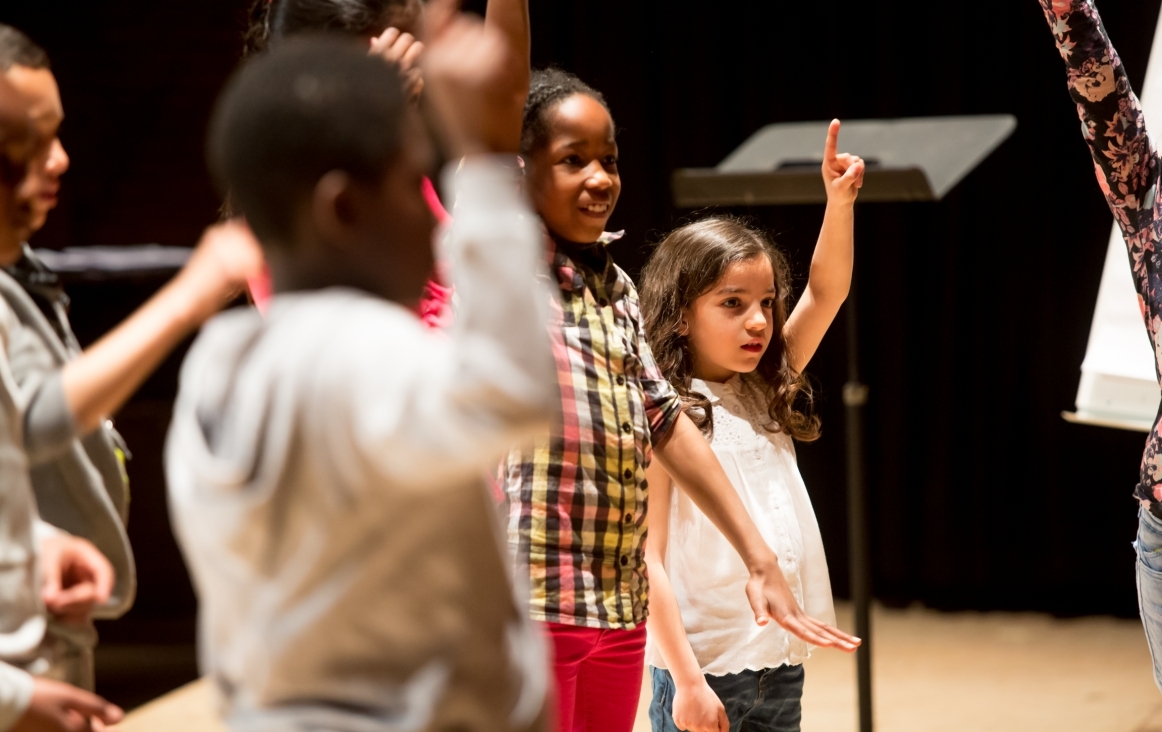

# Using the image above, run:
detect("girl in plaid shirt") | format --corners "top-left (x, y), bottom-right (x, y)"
top-left (505, 70), bottom-right (860, 732)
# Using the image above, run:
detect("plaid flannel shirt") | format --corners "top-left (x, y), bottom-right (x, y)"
top-left (504, 235), bottom-right (683, 630)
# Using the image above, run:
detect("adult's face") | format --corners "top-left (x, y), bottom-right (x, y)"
top-left (0, 74), bottom-right (33, 261)
top-left (6, 65), bottom-right (67, 238)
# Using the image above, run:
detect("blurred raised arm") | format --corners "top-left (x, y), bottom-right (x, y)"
top-left (485, 0), bottom-right (530, 152)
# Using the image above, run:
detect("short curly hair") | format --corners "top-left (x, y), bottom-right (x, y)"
top-left (208, 35), bottom-right (406, 246)
top-left (0, 25), bottom-right (49, 71)
top-left (520, 67), bottom-right (612, 157)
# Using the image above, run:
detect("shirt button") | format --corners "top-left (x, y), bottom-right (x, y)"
top-left (616, 376), bottom-right (626, 386)
top-left (620, 555), bottom-right (629, 566)
top-left (623, 468), bottom-right (633, 481)
top-left (621, 422), bottom-right (632, 434)
top-left (624, 513), bottom-right (633, 524)
top-left (598, 298), bottom-right (609, 307)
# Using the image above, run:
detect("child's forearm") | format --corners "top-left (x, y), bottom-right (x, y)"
top-left (484, 0), bottom-right (530, 76)
top-left (783, 121), bottom-right (860, 374)
top-left (484, 0), bottom-right (530, 153)
top-left (61, 221), bottom-right (260, 436)
top-left (806, 200), bottom-right (854, 308)
top-left (646, 557), bottom-right (707, 688)
top-left (61, 270), bottom-right (213, 435)
top-left (653, 413), bottom-right (778, 574)
top-left (643, 462), bottom-right (705, 689)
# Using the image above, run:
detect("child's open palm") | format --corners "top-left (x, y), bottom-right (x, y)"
top-left (822, 119), bottom-right (864, 206)
top-left (746, 561), bottom-right (861, 652)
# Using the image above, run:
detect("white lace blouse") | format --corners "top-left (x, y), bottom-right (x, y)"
top-left (645, 375), bottom-right (835, 675)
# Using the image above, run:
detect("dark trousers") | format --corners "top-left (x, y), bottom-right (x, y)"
top-left (649, 664), bottom-right (804, 732)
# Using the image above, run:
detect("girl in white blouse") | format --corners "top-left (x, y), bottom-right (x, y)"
top-left (638, 120), bottom-right (862, 732)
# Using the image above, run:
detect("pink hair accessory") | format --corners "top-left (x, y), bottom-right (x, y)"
top-left (421, 176), bottom-right (451, 225)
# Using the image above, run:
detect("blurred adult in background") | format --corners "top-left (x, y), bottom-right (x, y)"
top-left (0, 23), bottom-right (266, 691)
top-left (0, 69), bottom-right (31, 250)
top-left (167, 8), bottom-right (553, 729)
top-left (0, 25), bottom-right (135, 690)
top-left (0, 68), bottom-right (125, 732)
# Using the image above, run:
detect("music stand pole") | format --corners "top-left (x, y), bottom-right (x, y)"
top-left (843, 272), bottom-right (872, 732)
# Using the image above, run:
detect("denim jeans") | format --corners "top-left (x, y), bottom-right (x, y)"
top-left (649, 664), bottom-right (804, 732)
top-left (1137, 507), bottom-right (1162, 694)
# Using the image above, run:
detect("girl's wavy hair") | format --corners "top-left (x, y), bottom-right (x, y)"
top-left (243, 0), bottom-right (422, 56)
top-left (639, 216), bottom-right (821, 442)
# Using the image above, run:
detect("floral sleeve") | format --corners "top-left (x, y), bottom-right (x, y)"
top-left (1040, 0), bottom-right (1162, 509)
top-left (1040, 0), bottom-right (1162, 347)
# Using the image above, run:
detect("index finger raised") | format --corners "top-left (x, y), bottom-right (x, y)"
top-left (824, 118), bottom-right (840, 163)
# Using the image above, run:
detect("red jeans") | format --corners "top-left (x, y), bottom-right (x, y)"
top-left (544, 622), bottom-right (647, 732)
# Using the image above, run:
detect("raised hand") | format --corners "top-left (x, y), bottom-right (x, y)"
top-left (370, 27), bottom-right (425, 101)
top-left (39, 534), bottom-right (114, 625)
top-left (12, 678), bottom-right (123, 732)
top-left (822, 119), bottom-right (864, 207)
top-left (745, 560), bottom-right (861, 653)
top-left (671, 678), bottom-right (730, 732)
top-left (177, 219), bottom-right (266, 322)
top-left (420, 0), bottom-right (520, 156)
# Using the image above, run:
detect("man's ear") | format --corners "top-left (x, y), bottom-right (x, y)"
top-left (310, 170), bottom-right (359, 247)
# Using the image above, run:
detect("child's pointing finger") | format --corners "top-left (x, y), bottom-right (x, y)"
top-left (823, 118), bottom-right (841, 163)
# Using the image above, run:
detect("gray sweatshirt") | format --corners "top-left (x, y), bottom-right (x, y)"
top-left (0, 273), bottom-right (80, 729)
top-left (166, 159), bottom-right (557, 732)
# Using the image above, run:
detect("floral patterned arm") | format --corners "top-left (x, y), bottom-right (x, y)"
top-left (1040, 0), bottom-right (1162, 329)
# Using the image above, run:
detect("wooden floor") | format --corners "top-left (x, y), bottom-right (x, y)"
top-left (112, 603), bottom-right (1162, 732)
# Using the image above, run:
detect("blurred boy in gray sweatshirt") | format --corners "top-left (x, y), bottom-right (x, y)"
top-left (165, 5), bottom-right (557, 731)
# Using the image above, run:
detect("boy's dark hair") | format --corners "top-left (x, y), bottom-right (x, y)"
top-left (520, 67), bottom-right (611, 157)
top-left (639, 216), bottom-right (821, 442)
top-left (0, 25), bottom-right (50, 71)
top-left (208, 34), bottom-right (406, 245)
top-left (243, 0), bottom-right (422, 56)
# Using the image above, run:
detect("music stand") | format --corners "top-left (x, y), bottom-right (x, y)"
top-left (672, 114), bottom-right (1017, 732)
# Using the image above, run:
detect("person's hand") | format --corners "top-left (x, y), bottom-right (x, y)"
top-left (822, 119), bottom-right (864, 207)
top-left (745, 557), bottom-right (860, 652)
top-left (370, 27), bottom-right (425, 101)
top-left (12, 678), bottom-right (123, 732)
top-left (175, 219), bottom-right (266, 324)
top-left (39, 534), bottom-right (113, 625)
top-left (671, 677), bottom-right (729, 732)
top-left (420, 0), bottom-right (520, 156)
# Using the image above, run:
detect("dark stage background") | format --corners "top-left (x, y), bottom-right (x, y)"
top-left (1, 0), bottom-right (1159, 704)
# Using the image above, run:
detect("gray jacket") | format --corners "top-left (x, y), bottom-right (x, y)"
top-left (0, 267), bottom-right (135, 619)
top-left (0, 274), bottom-right (82, 729)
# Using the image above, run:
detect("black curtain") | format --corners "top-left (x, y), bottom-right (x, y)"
top-left (1, 0), bottom-right (1156, 621)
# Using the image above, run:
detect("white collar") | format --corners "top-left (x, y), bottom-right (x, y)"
top-left (689, 374), bottom-right (744, 403)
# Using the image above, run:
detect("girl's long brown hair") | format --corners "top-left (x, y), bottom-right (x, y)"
top-left (639, 216), bottom-right (821, 442)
